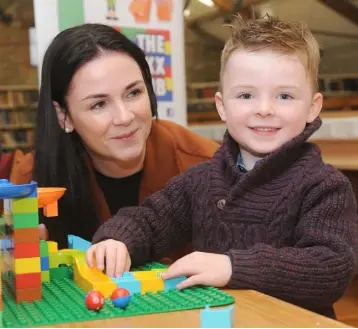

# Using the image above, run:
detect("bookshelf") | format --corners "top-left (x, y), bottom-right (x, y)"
top-left (0, 85), bottom-right (38, 152)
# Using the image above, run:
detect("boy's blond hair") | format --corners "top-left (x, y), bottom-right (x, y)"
top-left (220, 15), bottom-right (321, 91)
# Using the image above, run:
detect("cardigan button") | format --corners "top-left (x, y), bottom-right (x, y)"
top-left (217, 199), bottom-right (226, 209)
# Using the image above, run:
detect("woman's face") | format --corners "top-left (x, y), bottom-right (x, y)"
top-left (60, 51), bottom-right (153, 170)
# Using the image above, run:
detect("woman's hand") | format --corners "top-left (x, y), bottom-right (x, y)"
top-left (161, 251), bottom-right (232, 289)
top-left (39, 223), bottom-right (48, 240)
top-left (86, 239), bottom-right (131, 277)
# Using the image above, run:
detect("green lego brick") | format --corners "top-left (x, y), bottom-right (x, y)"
top-left (39, 240), bottom-right (49, 257)
top-left (49, 266), bottom-right (72, 281)
top-left (41, 270), bottom-right (50, 283)
top-left (11, 198), bottom-right (38, 214)
top-left (12, 213), bottom-right (39, 229)
top-left (2, 274), bottom-right (234, 327)
top-left (0, 311), bottom-right (3, 328)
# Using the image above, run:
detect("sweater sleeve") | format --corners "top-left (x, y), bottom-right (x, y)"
top-left (91, 168), bottom-right (196, 266)
top-left (226, 173), bottom-right (358, 309)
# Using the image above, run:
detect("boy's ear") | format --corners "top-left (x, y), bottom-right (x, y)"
top-left (215, 92), bottom-right (227, 122)
top-left (53, 101), bottom-right (74, 132)
top-left (307, 92), bottom-right (323, 123)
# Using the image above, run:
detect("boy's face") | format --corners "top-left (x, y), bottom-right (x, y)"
top-left (215, 49), bottom-right (322, 157)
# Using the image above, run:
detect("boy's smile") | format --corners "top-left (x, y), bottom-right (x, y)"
top-left (215, 49), bottom-right (323, 164)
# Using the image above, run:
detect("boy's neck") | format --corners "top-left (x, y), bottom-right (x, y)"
top-left (240, 148), bottom-right (264, 170)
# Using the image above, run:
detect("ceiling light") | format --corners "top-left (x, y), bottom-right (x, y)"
top-left (199, 0), bottom-right (215, 7)
top-left (184, 9), bottom-right (191, 17)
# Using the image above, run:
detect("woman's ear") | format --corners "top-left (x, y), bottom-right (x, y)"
top-left (53, 101), bottom-right (74, 132)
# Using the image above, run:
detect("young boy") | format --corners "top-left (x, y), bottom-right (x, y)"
top-left (86, 16), bottom-right (358, 318)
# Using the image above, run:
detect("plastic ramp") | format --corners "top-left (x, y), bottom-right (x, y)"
top-left (72, 253), bottom-right (116, 297)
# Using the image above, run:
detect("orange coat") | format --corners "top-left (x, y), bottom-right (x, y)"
top-left (10, 119), bottom-right (219, 258)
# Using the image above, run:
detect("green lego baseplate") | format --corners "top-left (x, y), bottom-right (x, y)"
top-left (3, 263), bottom-right (234, 328)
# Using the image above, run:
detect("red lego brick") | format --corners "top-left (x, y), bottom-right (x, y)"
top-left (13, 228), bottom-right (39, 244)
top-left (16, 287), bottom-right (42, 303)
top-left (14, 273), bottom-right (42, 290)
top-left (13, 242), bottom-right (40, 259)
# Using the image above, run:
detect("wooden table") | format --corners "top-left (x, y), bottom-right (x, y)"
top-left (49, 289), bottom-right (350, 328)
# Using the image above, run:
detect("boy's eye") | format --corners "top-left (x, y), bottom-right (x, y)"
top-left (91, 100), bottom-right (106, 110)
top-left (238, 93), bottom-right (253, 99)
top-left (278, 93), bottom-right (293, 100)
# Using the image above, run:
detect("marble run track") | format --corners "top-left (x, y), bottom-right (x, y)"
top-left (1, 180), bottom-right (235, 328)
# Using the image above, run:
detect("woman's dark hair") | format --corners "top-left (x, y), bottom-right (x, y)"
top-left (33, 24), bottom-right (158, 246)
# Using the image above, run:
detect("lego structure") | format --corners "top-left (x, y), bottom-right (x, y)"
top-left (0, 180), bottom-right (235, 328)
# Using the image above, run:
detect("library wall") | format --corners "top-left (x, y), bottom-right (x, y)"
top-left (320, 44), bottom-right (358, 74)
top-left (0, 24), bottom-right (37, 86)
top-left (184, 26), bottom-right (222, 83)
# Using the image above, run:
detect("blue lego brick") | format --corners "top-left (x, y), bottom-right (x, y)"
top-left (200, 305), bottom-right (234, 328)
top-left (164, 276), bottom-right (186, 291)
top-left (67, 235), bottom-right (91, 252)
top-left (110, 272), bottom-right (141, 295)
top-left (41, 256), bottom-right (50, 271)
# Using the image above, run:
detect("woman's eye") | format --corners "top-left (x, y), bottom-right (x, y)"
top-left (91, 101), bottom-right (106, 110)
top-left (127, 89), bottom-right (142, 98)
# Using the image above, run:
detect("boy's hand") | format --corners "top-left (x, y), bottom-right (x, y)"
top-left (86, 239), bottom-right (131, 278)
top-left (39, 224), bottom-right (48, 240)
top-left (161, 252), bottom-right (232, 289)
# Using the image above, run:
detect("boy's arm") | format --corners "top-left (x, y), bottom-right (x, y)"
top-left (92, 165), bottom-right (203, 266)
top-left (226, 173), bottom-right (357, 309)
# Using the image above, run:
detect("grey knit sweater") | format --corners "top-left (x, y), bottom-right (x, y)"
top-left (93, 118), bottom-right (357, 318)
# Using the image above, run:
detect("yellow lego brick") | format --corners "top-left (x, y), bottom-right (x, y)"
top-left (14, 257), bottom-right (41, 274)
top-left (41, 270), bottom-right (50, 282)
top-left (47, 241), bottom-right (58, 253)
top-left (12, 198), bottom-right (38, 214)
top-left (133, 270), bottom-right (164, 294)
top-left (165, 77), bottom-right (172, 91)
top-left (164, 41), bottom-right (171, 54)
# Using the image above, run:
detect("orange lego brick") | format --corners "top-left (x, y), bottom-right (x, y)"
top-left (14, 273), bottom-right (42, 290)
top-left (13, 227), bottom-right (39, 244)
top-left (15, 287), bottom-right (42, 303)
top-left (14, 242), bottom-right (40, 259)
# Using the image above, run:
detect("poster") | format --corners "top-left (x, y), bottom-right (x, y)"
top-left (33, 0), bottom-right (186, 126)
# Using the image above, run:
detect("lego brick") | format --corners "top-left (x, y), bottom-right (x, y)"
top-left (12, 213), bottom-right (39, 229)
top-left (67, 235), bottom-right (91, 252)
top-left (41, 270), bottom-right (50, 282)
top-left (13, 228), bottom-right (39, 244)
top-left (49, 253), bottom-right (73, 268)
top-left (49, 266), bottom-right (72, 281)
top-left (164, 276), bottom-right (187, 291)
top-left (14, 257), bottom-right (41, 274)
top-left (13, 242), bottom-right (40, 259)
top-left (40, 257), bottom-right (49, 271)
top-left (39, 240), bottom-right (49, 256)
top-left (46, 241), bottom-right (58, 253)
top-left (15, 287), bottom-right (42, 304)
top-left (200, 305), bottom-right (234, 328)
top-left (132, 271), bottom-right (164, 294)
top-left (14, 273), bottom-right (42, 289)
top-left (111, 272), bottom-right (141, 295)
top-left (12, 197), bottom-right (38, 214)
top-left (42, 202), bottom-right (58, 217)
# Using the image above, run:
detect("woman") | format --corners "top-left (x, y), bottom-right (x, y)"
top-left (11, 23), bottom-right (219, 254)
